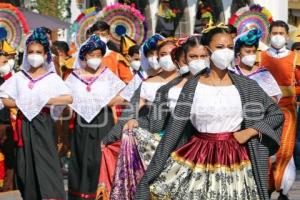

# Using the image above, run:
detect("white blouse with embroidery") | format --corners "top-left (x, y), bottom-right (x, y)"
top-left (190, 83), bottom-right (243, 133)
top-left (0, 71), bottom-right (71, 121)
top-left (65, 68), bottom-right (126, 123)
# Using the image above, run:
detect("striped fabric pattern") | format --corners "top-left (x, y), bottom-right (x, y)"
top-left (134, 70), bottom-right (284, 200)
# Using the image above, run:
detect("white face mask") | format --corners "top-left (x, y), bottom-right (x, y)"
top-left (159, 55), bottom-right (176, 72)
top-left (130, 60), bottom-right (141, 71)
top-left (270, 35), bottom-right (286, 49)
top-left (179, 65), bottom-right (190, 75)
top-left (27, 54), bottom-right (45, 68)
top-left (188, 59), bottom-right (210, 75)
top-left (148, 56), bottom-right (160, 70)
top-left (211, 48), bottom-right (234, 70)
top-left (99, 36), bottom-right (108, 44)
top-left (86, 58), bottom-right (101, 70)
top-left (0, 63), bottom-right (11, 76)
top-left (7, 59), bottom-right (15, 69)
top-left (241, 54), bottom-right (257, 67)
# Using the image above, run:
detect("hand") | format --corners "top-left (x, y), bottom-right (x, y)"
top-left (233, 128), bottom-right (258, 144)
top-left (123, 119), bottom-right (138, 132)
top-left (57, 142), bottom-right (64, 152)
top-left (100, 141), bottom-right (105, 150)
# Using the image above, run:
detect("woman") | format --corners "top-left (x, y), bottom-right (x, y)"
top-left (101, 37), bottom-right (179, 145)
top-left (104, 39), bottom-right (178, 198)
top-left (121, 37), bottom-right (180, 131)
top-left (110, 36), bottom-right (211, 200)
top-left (125, 35), bottom-right (210, 133)
top-left (66, 35), bottom-right (126, 200)
top-left (101, 34), bottom-right (166, 146)
top-left (0, 28), bottom-right (73, 200)
top-left (135, 38), bottom-right (179, 115)
top-left (96, 35), bottom-right (166, 200)
top-left (135, 26), bottom-right (284, 200)
top-left (233, 28), bottom-right (282, 101)
top-left (98, 37), bottom-right (180, 200)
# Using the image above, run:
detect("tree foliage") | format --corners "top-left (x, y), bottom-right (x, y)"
top-left (36, 0), bottom-right (71, 20)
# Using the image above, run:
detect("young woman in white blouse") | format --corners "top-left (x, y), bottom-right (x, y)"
top-left (66, 35), bottom-right (126, 200)
top-left (135, 26), bottom-right (284, 200)
top-left (109, 36), bottom-right (211, 200)
top-left (0, 28), bottom-right (72, 200)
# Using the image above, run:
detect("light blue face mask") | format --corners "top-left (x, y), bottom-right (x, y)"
top-left (179, 65), bottom-right (190, 75)
top-left (188, 59), bottom-right (210, 75)
top-left (159, 55), bottom-right (177, 72)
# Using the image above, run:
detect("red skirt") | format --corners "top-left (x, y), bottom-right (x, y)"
top-left (150, 132), bottom-right (260, 200)
top-left (96, 141), bottom-right (121, 200)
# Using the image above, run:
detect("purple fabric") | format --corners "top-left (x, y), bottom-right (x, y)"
top-left (110, 131), bottom-right (145, 200)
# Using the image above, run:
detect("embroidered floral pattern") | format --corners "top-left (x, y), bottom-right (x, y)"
top-left (150, 133), bottom-right (260, 200)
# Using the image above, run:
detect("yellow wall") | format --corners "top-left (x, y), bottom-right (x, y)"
top-left (289, 1), bottom-right (300, 10)
top-left (289, 0), bottom-right (300, 26)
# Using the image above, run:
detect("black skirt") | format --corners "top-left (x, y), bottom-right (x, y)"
top-left (16, 111), bottom-right (65, 200)
top-left (68, 107), bottom-right (114, 200)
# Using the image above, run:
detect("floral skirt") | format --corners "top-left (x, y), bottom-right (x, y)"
top-left (110, 127), bottom-right (162, 200)
top-left (150, 132), bottom-right (260, 200)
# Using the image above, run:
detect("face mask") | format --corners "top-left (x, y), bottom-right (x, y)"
top-left (241, 54), bottom-right (257, 67)
top-left (148, 56), bottom-right (160, 70)
top-left (100, 36), bottom-right (108, 44)
top-left (188, 59), bottom-right (210, 75)
top-left (179, 65), bottom-right (190, 75)
top-left (211, 48), bottom-right (234, 70)
top-left (0, 63), bottom-right (11, 76)
top-left (130, 60), bottom-right (141, 71)
top-left (27, 54), bottom-right (45, 68)
top-left (159, 55), bottom-right (176, 72)
top-left (87, 58), bottom-right (101, 70)
top-left (270, 35), bottom-right (286, 49)
top-left (7, 59), bottom-right (15, 69)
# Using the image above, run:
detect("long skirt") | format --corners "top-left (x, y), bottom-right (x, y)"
top-left (96, 140), bottom-right (121, 200)
top-left (16, 112), bottom-right (65, 200)
top-left (150, 132), bottom-right (259, 200)
top-left (68, 107), bottom-right (114, 200)
top-left (110, 127), bottom-right (162, 200)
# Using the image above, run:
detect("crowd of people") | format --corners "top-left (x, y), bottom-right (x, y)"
top-left (0, 17), bottom-right (298, 200)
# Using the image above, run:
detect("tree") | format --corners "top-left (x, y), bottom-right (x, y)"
top-left (36, 0), bottom-right (69, 21)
